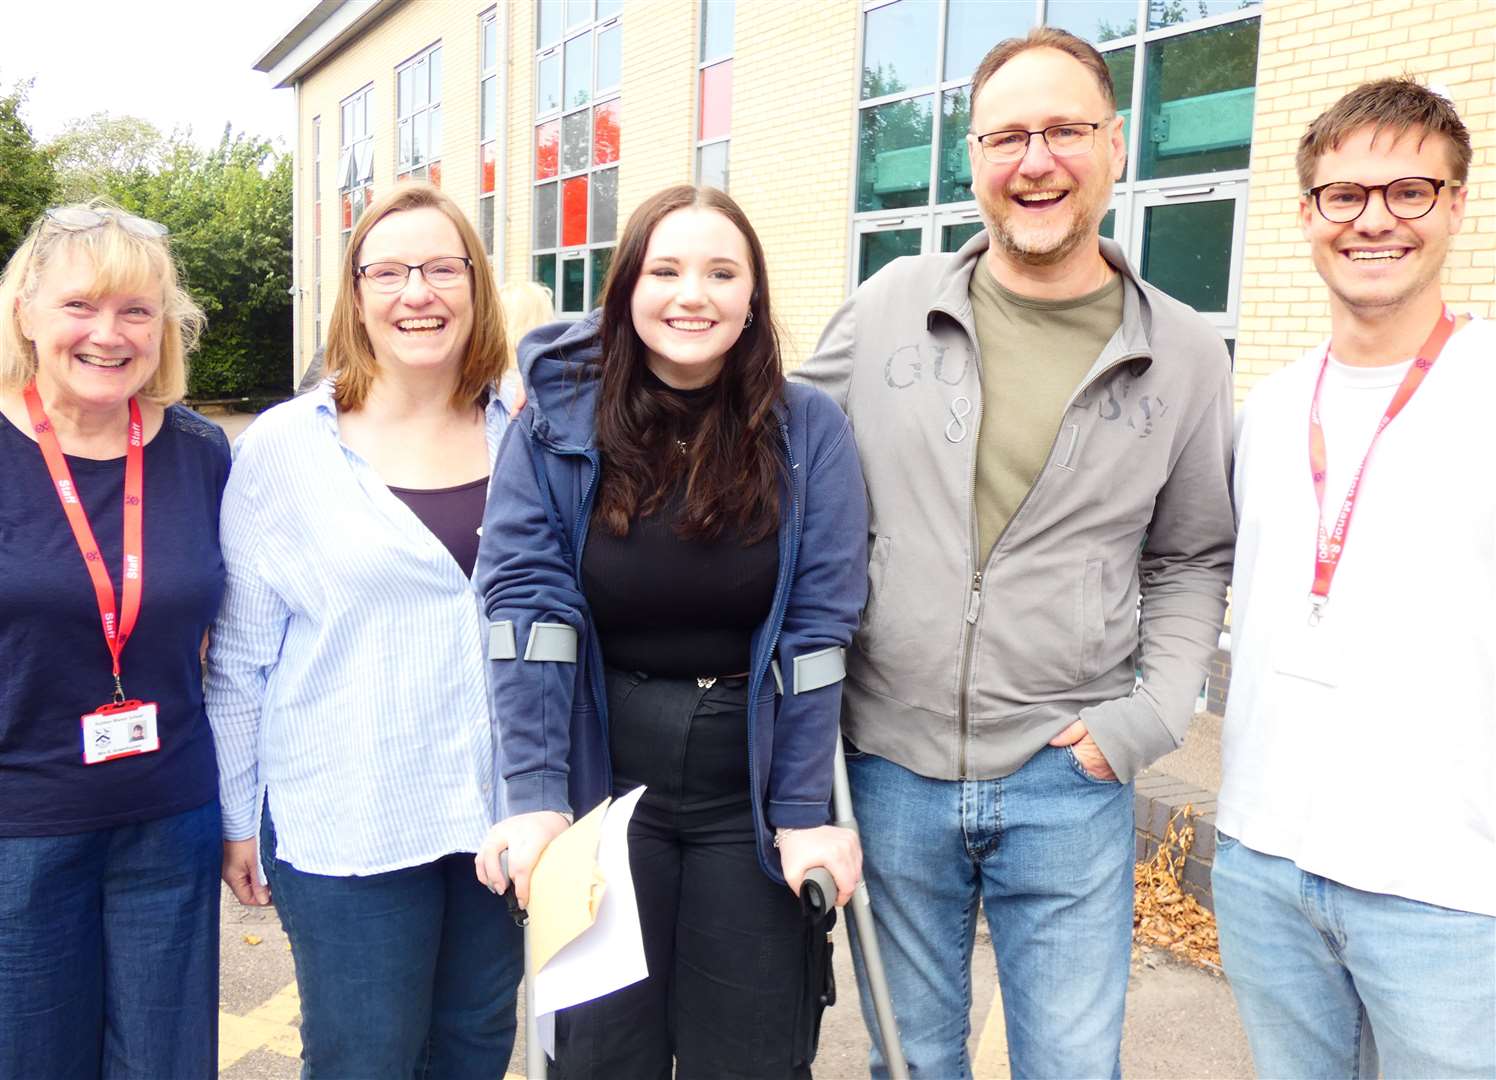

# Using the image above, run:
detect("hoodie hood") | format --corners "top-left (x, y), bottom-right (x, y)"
top-left (517, 311), bottom-right (604, 451)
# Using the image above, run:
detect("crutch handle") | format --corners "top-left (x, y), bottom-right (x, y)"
top-left (497, 851), bottom-right (528, 927)
top-left (802, 866), bottom-right (838, 917)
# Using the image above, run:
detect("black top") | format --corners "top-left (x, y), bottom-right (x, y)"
top-left (0, 406), bottom-right (230, 836)
top-left (580, 374), bottom-right (779, 677)
top-left (390, 476), bottom-right (488, 578)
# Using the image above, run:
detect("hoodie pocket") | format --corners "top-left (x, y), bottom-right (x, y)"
top-left (1075, 557), bottom-right (1106, 684)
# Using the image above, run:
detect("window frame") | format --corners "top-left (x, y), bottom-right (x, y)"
top-left (312, 115), bottom-right (323, 350)
top-left (479, 8), bottom-right (500, 254)
top-left (532, 0), bottom-right (622, 317)
top-left (695, 0), bottom-right (733, 190)
top-left (395, 41), bottom-right (444, 185)
top-left (338, 84), bottom-right (375, 257)
top-left (847, 0), bottom-right (1264, 348)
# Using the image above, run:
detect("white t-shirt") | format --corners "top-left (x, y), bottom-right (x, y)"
top-left (1219, 317), bottom-right (1496, 917)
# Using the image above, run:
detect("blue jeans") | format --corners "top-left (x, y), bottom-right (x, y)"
top-left (1213, 832), bottom-right (1496, 1078)
top-left (0, 800), bottom-right (221, 1079)
top-left (845, 744), bottom-right (1134, 1079)
top-left (261, 810), bottom-right (524, 1080)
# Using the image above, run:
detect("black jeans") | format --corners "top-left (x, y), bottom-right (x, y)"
top-left (553, 669), bottom-right (812, 1080)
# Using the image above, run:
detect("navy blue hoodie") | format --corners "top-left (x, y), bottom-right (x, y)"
top-left (475, 313), bottom-right (868, 881)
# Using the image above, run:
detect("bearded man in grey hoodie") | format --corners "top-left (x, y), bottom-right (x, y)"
top-left (796, 27), bottom-right (1234, 1079)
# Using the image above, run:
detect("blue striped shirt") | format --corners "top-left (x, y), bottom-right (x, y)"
top-left (204, 381), bottom-right (516, 876)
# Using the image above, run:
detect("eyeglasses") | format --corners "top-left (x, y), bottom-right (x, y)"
top-left (973, 121), bottom-right (1110, 164)
top-left (356, 257), bottom-right (473, 293)
top-left (45, 206), bottom-right (169, 238)
top-left (1304, 177), bottom-right (1462, 223)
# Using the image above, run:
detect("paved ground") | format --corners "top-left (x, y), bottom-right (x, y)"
top-left (1151, 711), bottom-right (1225, 793)
top-left (208, 406), bottom-right (1249, 1077)
top-left (218, 885), bottom-right (1250, 1079)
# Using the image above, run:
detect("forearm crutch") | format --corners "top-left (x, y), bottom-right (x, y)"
top-left (804, 737), bottom-right (910, 1079)
top-left (499, 852), bottom-right (547, 1080)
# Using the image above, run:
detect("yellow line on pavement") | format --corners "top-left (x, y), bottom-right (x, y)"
top-left (218, 981), bottom-right (303, 1071)
top-left (972, 979), bottom-right (1012, 1079)
top-left (216, 979), bottom-right (528, 1078)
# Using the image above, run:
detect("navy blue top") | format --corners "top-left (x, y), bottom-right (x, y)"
top-left (0, 404), bottom-right (230, 836)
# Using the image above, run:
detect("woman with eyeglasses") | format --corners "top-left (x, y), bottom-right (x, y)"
top-left (474, 185), bottom-right (868, 1077)
top-left (205, 182), bottom-right (524, 1078)
top-left (0, 202), bottom-right (225, 1076)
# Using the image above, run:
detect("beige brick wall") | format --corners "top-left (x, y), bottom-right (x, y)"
top-left (732, 0), bottom-right (860, 365)
top-left (499, 0), bottom-right (859, 365)
top-left (295, 0), bottom-right (496, 377)
top-left (1234, 0), bottom-right (1496, 402)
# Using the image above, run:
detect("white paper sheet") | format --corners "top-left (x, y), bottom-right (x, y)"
top-left (533, 784), bottom-right (649, 1057)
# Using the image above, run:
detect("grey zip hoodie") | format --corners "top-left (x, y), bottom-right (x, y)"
top-left (794, 233), bottom-right (1234, 784)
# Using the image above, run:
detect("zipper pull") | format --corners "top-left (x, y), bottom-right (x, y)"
top-left (964, 571), bottom-right (983, 624)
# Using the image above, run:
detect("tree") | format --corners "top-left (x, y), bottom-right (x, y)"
top-left (46, 112), bottom-right (166, 203)
top-left (0, 79), bottom-right (58, 261)
top-left (108, 128), bottom-right (292, 398)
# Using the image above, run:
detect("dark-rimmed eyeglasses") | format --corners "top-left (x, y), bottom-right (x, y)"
top-left (1304, 177), bottom-right (1462, 223)
top-left (45, 206), bottom-right (169, 239)
top-left (972, 121), bottom-right (1110, 164)
top-left (356, 257), bottom-right (473, 293)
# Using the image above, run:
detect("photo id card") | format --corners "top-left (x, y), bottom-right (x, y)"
top-left (81, 700), bottom-right (160, 765)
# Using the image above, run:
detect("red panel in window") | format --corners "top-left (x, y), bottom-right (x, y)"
top-left (593, 100), bottom-right (620, 165)
top-left (698, 60), bottom-right (732, 141)
top-left (314, 202), bottom-right (321, 236)
top-left (562, 176), bottom-right (588, 248)
top-left (429, 160), bottom-right (442, 188)
top-left (535, 120), bottom-right (559, 180)
top-left (397, 171), bottom-right (411, 183)
top-left (341, 192), bottom-right (352, 230)
top-left (482, 143), bottom-right (497, 194)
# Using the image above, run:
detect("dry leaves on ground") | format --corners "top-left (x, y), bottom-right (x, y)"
top-left (1133, 804), bottom-right (1221, 970)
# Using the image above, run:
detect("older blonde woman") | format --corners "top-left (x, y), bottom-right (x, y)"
top-left (205, 182), bottom-right (523, 1079)
top-left (0, 203), bottom-right (226, 1077)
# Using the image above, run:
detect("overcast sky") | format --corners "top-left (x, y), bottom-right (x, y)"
top-left (1, 0), bottom-right (312, 148)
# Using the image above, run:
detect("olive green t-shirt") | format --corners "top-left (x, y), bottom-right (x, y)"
top-left (970, 258), bottom-right (1123, 562)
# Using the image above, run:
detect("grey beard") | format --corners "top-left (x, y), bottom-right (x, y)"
top-left (988, 214), bottom-right (1093, 268)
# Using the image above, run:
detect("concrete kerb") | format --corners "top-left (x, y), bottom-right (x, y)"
top-left (1134, 771), bottom-right (1221, 912)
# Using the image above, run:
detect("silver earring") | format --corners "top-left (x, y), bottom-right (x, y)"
top-left (744, 310), bottom-right (754, 328)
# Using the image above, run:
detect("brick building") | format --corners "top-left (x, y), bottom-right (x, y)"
top-left (256, 0), bottom-right (1494, 393)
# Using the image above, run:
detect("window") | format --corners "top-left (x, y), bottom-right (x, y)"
top-left (338, 85), bottom-right (375, 256)
top-left (534, 0), bottom-right (621, 315)
top-left (850, 0), bottom-right (1262, 343)
top-left (1055, 1), bottom-right (1262, 339)
top-left (480, 10), bottom-right (500, 253)
top-left (852, 0), bottom-right (1033, 283)
top-left (397, 43), bottom-right (443, 185)
top-left (312, 116), bottom-right (323, 350)
top-left (696, 0), bottom-right (732, 190)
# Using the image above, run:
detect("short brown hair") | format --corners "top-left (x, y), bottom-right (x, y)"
top-left (1297, 77), bottom-right (1472, 191)
top-left (324, 182), bottom-right (507, 411)
top-left (969, 28), bottom-right (1116, 115)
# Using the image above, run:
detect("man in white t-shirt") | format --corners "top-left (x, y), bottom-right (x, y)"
top-left (1217, 77), bottom-right (1495, 1078)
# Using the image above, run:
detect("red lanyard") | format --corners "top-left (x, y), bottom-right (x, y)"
top-left (22, 382), bottom-right (144, 702)
top-left (1306, 308), bottom-right (1454, 624)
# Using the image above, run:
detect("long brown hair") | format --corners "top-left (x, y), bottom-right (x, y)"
top-left (324, 182), bottom-right (507, 411)
top-left (593, 185), bottom-right (784, 543)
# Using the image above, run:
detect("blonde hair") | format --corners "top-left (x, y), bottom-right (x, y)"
top-left (325, 182), bottom-right (508, 410)
top-left (497, 280), bottom-right (555, 369)
top-left (0, 199), bottom-right (204, 404)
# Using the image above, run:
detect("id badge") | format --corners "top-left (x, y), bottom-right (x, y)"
top-left (81, 700), bottom-right (160, 764)
top-left (1272, 613), bottom-right (1342, 688)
